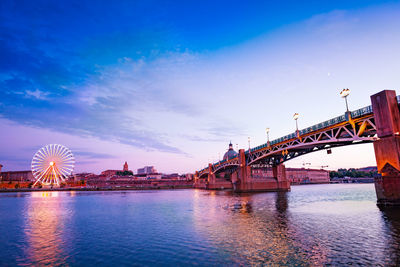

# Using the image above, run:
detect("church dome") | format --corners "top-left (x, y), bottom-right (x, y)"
top-left (223, 142), bottom-right (237, 161)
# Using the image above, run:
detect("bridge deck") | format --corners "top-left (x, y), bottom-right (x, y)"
top-left (198, 96), bottom-right (400, 174)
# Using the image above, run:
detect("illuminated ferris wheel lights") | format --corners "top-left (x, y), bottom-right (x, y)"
top-left (31, 144), bottom-right (75, 187)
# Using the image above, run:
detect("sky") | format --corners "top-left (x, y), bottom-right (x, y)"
top-left (1, 0), bottom-right (400, 174)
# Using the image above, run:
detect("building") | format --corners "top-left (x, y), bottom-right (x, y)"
top-left (251, 167), bottom-right (330, 184)
top-left (137, 166), bottom-right (157, 175)
top-left (101, 162), bottom-right (133, 178)
top-left (123, 161), bottom-right (129, 172)
top-left (101, 169), bottom-right (120, 177)
top-left (1, 170), bottom-right (34, 182)
top-left (74, 172), bottom-right (97, 181)
top-left (185, 173), bottom-right (194, 181)
top-left (162, 173), bottom-right (180, 180)
top-left (286, 168), bottom-right (330, 184)
top-left (223, 142), bottom-right (238, 161)
top-left (135, 173), bottom-right (162, 180)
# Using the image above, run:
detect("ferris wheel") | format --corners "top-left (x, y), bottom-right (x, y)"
top-left (31, 144), bottom-right (75, 187)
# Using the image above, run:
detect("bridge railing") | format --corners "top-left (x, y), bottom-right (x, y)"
top-left (244, 104), bottom-right (375, 155)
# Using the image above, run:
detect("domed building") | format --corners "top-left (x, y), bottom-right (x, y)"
top-left (223, 142), bottom-right (238, 161)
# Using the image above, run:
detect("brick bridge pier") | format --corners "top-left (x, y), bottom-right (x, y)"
top-left (371, 90), bottom-right (400, 206)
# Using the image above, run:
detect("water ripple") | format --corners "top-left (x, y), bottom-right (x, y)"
top-left (0, 185), bottom-right (399, 265)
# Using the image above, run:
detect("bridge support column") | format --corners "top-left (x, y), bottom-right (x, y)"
top-left (371, 90), bottom-right (400, 206)
top-left (206, 163), bottom-right (216, 189)
top-left (193, 171), bottom-right (199, 188)
top-left (234, 150), bottom-right (290, 192)
top-left (235, 149), bottom-right (252, 192)
top-left (272, 164), bottom-right (291, 191)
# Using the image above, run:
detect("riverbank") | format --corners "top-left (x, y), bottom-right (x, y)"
top-left (0, 184), bottom-right (193, 193)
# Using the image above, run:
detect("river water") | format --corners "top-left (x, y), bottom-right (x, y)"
top-left (0, 184), bottom-right (399, 266)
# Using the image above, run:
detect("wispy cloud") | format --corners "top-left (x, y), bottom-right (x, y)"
top-left (1, 1), bottom-right (400, 172)
top-left (73, 151), bottom-right (118, 159)
top-left (25, 89), bottom-right (50, 100)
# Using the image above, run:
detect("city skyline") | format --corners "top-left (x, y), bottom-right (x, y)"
top-left (1, 1), bottom-right (400, 173)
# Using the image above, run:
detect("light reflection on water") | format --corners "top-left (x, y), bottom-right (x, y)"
top-left (0, 184), bottom-right (399, 266)
top-left (18, 191), bottom-right (74, 266)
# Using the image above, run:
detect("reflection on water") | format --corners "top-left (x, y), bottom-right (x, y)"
top-left (19, 191), bottom-right (73, 266)
top-left (0, 184), bottom-right (399, 265)
top-left (192, 191), bottom-right (326, 265)
top-left (379, 207), bottom-right (400, 266)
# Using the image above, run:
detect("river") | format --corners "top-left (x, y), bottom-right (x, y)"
top-left (0, 184), bottom-right (399, 266)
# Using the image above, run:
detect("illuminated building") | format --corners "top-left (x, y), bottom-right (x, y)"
top-left (286, 168), bottom-right (330, 184)
top-left (137, 166), bottom-right (157, 175)
top-left (1, 170), bottom-right (34, 182)
top-left (100, 170), bottom-right (119, 177)
top-left (252, 167), bottom-right (330, 184)
top-left (223, 142), bottom-right (237, 161)
top-left (101, 162), bottom-right (133, 178)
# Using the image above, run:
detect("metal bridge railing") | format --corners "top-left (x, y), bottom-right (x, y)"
top-left (244, 104), bottom-right (375, 155)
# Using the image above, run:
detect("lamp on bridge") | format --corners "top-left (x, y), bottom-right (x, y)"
top-left (340, 88), bottom-right (351, 120)
top-left (266, 127), bottom-right (270, 146)
top-left (293, 113), bottom-right (300, 137)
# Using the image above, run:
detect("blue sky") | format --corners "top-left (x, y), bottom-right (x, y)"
top-left (1, 0), bottom-right (400, 173)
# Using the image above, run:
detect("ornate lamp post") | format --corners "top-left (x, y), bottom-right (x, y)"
top-left (340, 88), bottom-right (350, 112)
top-left (293, 113), bottom-right (300, 137)
top-left (266, 127), bottom-right (270, 146)
top-left (340, 88), bottom-right (351, 120)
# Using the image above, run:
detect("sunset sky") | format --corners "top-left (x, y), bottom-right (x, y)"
top-left (1, 0), bottom-right (400, 174)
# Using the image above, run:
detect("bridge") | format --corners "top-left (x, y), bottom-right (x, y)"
top-left (194, 90), bottom-right (400, 206)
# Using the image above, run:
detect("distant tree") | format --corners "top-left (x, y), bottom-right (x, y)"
top-left (330, 168), bottom-right (378, 179)
top-left (116, 171), bottom-right (134, 176)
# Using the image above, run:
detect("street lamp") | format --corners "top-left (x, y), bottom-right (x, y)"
top-left (340, 88), bottom-right (351, 112)
top-left (293, 112), bottom-right (299, 129)
top-left (248, 137), bottom-right (251, 150)
top-left (293, 113), bottom-right (300, 138)
top-left (266, 127), bottom-right (270, 146)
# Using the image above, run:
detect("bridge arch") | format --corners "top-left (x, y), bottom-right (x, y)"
top-left (246, 114), bottom-right (377, 166)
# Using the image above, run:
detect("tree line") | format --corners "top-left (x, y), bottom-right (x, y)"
top-left (329, 168), bottom-right (378, 178)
